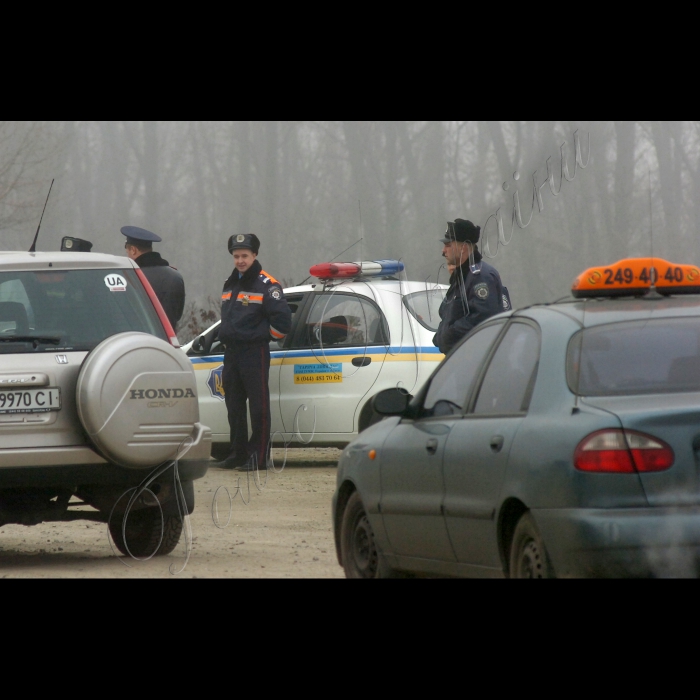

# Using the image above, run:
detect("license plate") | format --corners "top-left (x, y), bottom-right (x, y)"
top-left (0, 388), bottom-right (61, 415)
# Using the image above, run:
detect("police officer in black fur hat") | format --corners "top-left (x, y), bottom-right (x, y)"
top-left (121, 226), bottom-right (186, 329)
top-left (434, 219), bottom-right (511, 355)
top-left (217, 234), bottom-right (292, 471)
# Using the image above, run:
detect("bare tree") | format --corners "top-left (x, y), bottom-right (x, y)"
top-left (0, 122), bottom-right (62, 248)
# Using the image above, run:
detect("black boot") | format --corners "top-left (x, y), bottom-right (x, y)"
top-left (217, 454), bottom-right (249, 470)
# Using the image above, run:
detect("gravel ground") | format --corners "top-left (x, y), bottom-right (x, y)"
top-left (0, 449), bottom-right (345, 579)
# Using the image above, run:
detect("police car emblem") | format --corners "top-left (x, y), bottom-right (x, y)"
top-left (270, 288), bottom-right (282, 300)
top-left (236, 234), bottom-right (245, 243)
top-left (207, 365), bottom-right (226, 402)
top-left (475, 283), bottom-right (490, 300)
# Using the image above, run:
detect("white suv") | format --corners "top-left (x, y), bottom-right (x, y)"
top-left (0, 247), bottom-right (211, 557)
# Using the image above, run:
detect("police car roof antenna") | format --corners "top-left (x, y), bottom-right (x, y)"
top-left (28, 179), bottom-right (54, 253)
top-left (297, 238), bottom-right (364, 287)
top-left (358, 200), bottom-right (364, 264)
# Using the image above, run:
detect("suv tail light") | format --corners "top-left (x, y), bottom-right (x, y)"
top-left (574, 430), bottom-right (675, 474)
top-left (135, 268), bottom-right (180, 348)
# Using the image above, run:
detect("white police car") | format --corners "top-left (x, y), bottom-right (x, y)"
top-left (183, 261), bottom-right (448, 456)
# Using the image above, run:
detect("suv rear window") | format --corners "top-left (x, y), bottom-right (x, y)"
top-left (0, 269), bottom-right (167, 354)
top-left (568, 318), bottom-right (700, 396)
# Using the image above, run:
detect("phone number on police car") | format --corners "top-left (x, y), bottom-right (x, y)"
top-left (294, 373), bottom-right (343, 385)
top-left (0, 388), bottom-right (61, 414)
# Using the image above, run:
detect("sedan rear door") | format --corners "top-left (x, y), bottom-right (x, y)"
top-left (379, 322), bottom-right (506, 567)
top-left (442, 321), bottom-right (541, 571)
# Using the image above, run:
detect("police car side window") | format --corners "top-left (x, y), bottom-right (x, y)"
top-left (473, 323), bottom-right (540, 416)
top-left (302, 294), bottom-right (389, 349)
top-left (269, 294), bottom-right (305, 350)
top-left (423, 323), bottom-right (504, 417)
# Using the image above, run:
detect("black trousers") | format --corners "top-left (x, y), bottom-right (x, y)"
top-left (222, 344), bottom-right (271, 467)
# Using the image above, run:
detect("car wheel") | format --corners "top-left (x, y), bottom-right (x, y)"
top-left (340, 492), bottom-right (395, 579)
top-left (509, 513), bottom-right (555, 579)
top-left (109, 507), bottom-right (183, 558)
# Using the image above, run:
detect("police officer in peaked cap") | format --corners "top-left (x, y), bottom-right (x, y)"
top-left (434, 219), bottom-right (512, 355)
top-left (217, 234), bottom-right (292, 472)
top-left (121, 226), bottom-right (186, 330)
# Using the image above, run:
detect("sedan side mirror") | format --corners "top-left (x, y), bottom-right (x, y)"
top-left (373, 388), bottom-right (411, 416)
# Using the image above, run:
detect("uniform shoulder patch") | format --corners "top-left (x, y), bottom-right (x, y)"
top-left (260, 270), bottom-right (280, 285)
top-left (474, 282), bottom-right (490, 300)
top-left (269, 286), bottom-right (283, 301)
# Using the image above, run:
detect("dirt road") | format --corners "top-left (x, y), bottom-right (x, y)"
top-left (0, 449), bottom-right (345, 579)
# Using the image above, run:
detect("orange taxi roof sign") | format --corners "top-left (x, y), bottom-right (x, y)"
top-left (572, 258), bottom-right (700, 299)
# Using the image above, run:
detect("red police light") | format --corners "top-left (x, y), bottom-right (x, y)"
top-left (310, 260), bottom-right (405, 281)
top-left (310, 263), bottom-right (362, 280)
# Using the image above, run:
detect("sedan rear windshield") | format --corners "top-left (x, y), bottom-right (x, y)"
top-left (568, 317), bottom-right (700, 396)
top-left (0, 269), bottom-right (167, 354)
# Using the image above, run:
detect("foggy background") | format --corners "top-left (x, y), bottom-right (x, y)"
top-left (1, 121), bottom-right (697, 339)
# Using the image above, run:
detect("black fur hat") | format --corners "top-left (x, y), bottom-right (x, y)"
top-left (440, 219), bottom-right (481, 245)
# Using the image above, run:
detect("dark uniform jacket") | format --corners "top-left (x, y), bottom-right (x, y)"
top-left (434, 253), bottom-right (510, 355)
top-left (137, 251), bottom-right (186, 329)
top-left (219, 260), bottom-right (292, 347)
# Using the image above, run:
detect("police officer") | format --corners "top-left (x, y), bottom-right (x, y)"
top-left (121, 226), bottom-right (186, 329)
top-left (218, 234), bottom-right (292, 472)
top-left (434, 219), bottom-right (511, 355)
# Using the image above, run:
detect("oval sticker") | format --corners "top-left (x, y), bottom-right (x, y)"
top-left (105, 274), bottom-right (127, 292)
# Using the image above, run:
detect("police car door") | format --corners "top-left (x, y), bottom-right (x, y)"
top-left (277, 291), bottom-right (388, 440)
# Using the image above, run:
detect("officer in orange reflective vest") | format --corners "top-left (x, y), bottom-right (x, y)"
top-left (217, 234), bottom-right (292, 471)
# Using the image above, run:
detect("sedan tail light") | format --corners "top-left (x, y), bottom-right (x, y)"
top-left (574, 430), bottom-right (674, 474)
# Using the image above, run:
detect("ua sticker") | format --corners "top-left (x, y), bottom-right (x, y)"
top-left (502, 294), bottom-right (510, 310)
top-left (270, 287), bottom-right (282, 300)
top-left (474, 283), bottom-right (490, 300)
top-left (105, 274), bottom-right (127, 292)
top-left (207, 365), bottom-right (226, 402)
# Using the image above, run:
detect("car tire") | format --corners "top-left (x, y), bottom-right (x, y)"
top-left (509, 512), bottom-right (555, 579)
top-left (109, 507), bottom-right (183, 558)
top-left (341, 491), bottom-right (396, 579)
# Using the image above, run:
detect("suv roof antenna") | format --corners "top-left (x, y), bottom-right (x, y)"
top-left (28, 179), bottom-right (55, 253)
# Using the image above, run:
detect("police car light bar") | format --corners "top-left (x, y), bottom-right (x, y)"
top-left (310, 260), bottom-right (405, 280)
top-left (572, 258), bottom-right (700, 299)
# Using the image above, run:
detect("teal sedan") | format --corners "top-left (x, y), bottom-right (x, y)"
top-left (332, 258), bottom-right (700, 578)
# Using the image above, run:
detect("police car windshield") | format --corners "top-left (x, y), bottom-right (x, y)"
top-left (403, 289), bottom-right (446, 332)
top-left (568, 317), bottom-right (700, 396)
top-left (0, 269), bottom-right (167, 354)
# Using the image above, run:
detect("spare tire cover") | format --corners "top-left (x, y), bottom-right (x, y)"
top-left (77, 333), bottom-right (199, 469)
